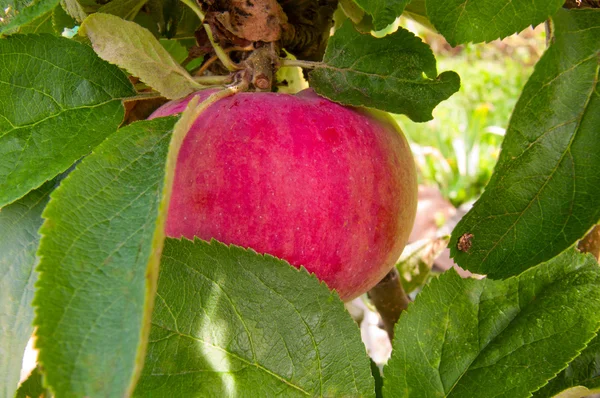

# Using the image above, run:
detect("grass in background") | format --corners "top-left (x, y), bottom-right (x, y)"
top-left (394, 21), bottom-right (546, 207)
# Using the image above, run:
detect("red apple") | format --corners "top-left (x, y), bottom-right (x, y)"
top-left (150, 89), bottom-right (417, 300)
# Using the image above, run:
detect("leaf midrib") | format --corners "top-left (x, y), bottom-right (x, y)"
top-left (151, 323), bottom-right (311, 396)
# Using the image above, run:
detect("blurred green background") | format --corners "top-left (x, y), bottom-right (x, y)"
top-left (392, 20), bottom-right (546, 207)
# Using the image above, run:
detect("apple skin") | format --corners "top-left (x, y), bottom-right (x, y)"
top-left (150, 89), bottom-right (417, 301)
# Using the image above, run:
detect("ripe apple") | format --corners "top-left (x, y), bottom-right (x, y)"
top-left (150, 89), bottom-right (417, 300)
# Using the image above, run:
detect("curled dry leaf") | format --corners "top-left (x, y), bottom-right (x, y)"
top-left (396, 236), bottom-right (449, 294)
top-left (210, 0), bottom-right (287, 42)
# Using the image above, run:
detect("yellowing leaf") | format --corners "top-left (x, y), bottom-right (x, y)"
top-left (80, 13), bottom-right (202, 99)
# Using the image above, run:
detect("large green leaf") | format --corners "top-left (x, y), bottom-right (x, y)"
top-left (0, 0), bottom-right (59, 34)
top-left (309, 21), bottom-right (460, 122)
top-left (426, 0), bottom-right (564, 46)
top-left (0, 34), bottom-right (136, 209)
top-left (351, 0), bottom-right (410, 31)
top-left (33, 117), bottom-right (177, 397)
top-left (533, 333), bottom-right (600, 397)
top-left (383, 248), bottom-right (600, 397)
top-left (80, 13), bottom-right (202, 100)
top-left (135, 238), bottom-right (375, 397)
top-left (6, 6), bottom-right (55, 34)
top-left (449, 9), bottom-right (600, 278)
top-left (0, 180), bottom-right (54, 398)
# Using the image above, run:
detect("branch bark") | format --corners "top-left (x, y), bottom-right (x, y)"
top-left (367, 267), bottom-right (410, 341)
top-left (563, 0), bottom-right (600, 8)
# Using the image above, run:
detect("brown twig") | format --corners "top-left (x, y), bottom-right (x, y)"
top-left (578, 225), bottom-right (600, 261)
top-left (195, 45), bottom-right (255, 76)
top-left (367, 267), bottom-right (411, 341)
top-left (563, 0), bottom-right (600, 8)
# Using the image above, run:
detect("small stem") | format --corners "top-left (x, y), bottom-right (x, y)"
top-left (179, 0), bottom-right (238, 71)
top-left (203, 24), bottom-right (239, 72)
top-left (279, 58), bottom-right (323, 69)
top-left (193, 74), bottom-right (232, 85)
top-left (195, 46), bottom-right (253, 76)
top-left (196, 55), bottom-right (220, 76)
top-left (367, 267), bottom-right (410, 341)
top-left (180, 0), bottom-right (205, 21)
top-left (123, 92), bottom-right (164, 102)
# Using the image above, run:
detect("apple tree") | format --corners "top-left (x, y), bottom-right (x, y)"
top-left (1, 0), bottom-right (599, 397)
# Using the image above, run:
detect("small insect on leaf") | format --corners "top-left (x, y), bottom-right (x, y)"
top-left (458, 233), bottom-right (474, 252)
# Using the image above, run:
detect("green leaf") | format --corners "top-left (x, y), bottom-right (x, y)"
top-left (403, 0), bottom-right (435, 32)
top-left (383, 248), bottom-right (600, 397)
top-left (52, 2), bottom-right (76, 33)
top-left (0, 181), bottom-right (54, 398)
top-left (371, 360), bottom-right (384, 398)
top-left (59, 0), bottom-right (88, 22)
top-left (15, 366), bottom-right (48, 398)
top-left (8, 7), bottom-right (54, 34)
top-left (33, 117), bottom-right (177, 397)
top-left (80, 13), bottom-right (202, 100)
top-left (97, 0), bottom-right (148, 20)
top-left (449, 9), bottom-right (600, 278)
top-left (0, 0), bottom-right (60, 34)
top-left (533, 333), bottom-right (600, 397)
top-left (0, 34), bottom-right (135, 209)
top-left (426, 0), bottom-right (564, 46)
top-left (396, 237), bottom-right (449, 294)
top-left (159, 38), bottom-right (188, 64)
top-left (135, 238), bottom-right (375, 397)
top-left (351, 0), bottom-right (410, 31)
top-left (309, 21), bottom-right (460, 122)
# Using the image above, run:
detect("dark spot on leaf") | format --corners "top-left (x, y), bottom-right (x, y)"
top-left (458, 233), bottom-right (474, 252)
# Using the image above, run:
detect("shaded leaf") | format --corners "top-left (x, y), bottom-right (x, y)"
top-left (33, 117), bottom-right (177, 397)
top-left (383, 248), bottom-right (600, 397)
top-left (449, 9), bottom-right (600, 278)
top-left (0, 0), bottom-right (59, 34)
top-left (309, 21), bottom-right (460, 122)
top-left (426, 0), bottom-right (564, 46)
top-left (52, 3), bottom-right (76, 33)
top-left (0, 181), bottom-right (54, 398)
top-left (159, 38), bottom-right (188, 64)
top-left (0, 34), bottom-right (135, 208)
top-left (59, 0), bottom-right (88, 22)
top-left (352, 0), bottom-right (410, 31)
top-left (10, 7), bottom-right (55, 34)
top-left (135, 238), bottom-right (375, 397)
top-left (80, 13), bottom-right (202, 100)
top-left (371, 360), bottom-right (383, 398)
top-left (403, 0), bottom-right (435, 32)
top-left (15, 366), bottom-right (48, 398)
top-left (97, 0), bottom-right (147, 20)
top-left (533, 333), bottom-right (600, 397)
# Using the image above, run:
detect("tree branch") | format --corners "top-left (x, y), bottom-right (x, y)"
top-left (563, 0), bottom-right (600, 8)
top-left (367, 267), bottom-right (410, 341)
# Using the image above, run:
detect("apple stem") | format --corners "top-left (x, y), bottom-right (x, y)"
top-left (193, 75), bottom-right (233, 86)
top-left (279, 58), bottom-right (323, 70)
top-left (367, 267), bottom-right (410, 341)
top-left (123, 92), bottom-right (164, 102)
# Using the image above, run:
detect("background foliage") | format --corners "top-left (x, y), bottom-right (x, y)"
top-left (1, 0), bottom-right (599, 397)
